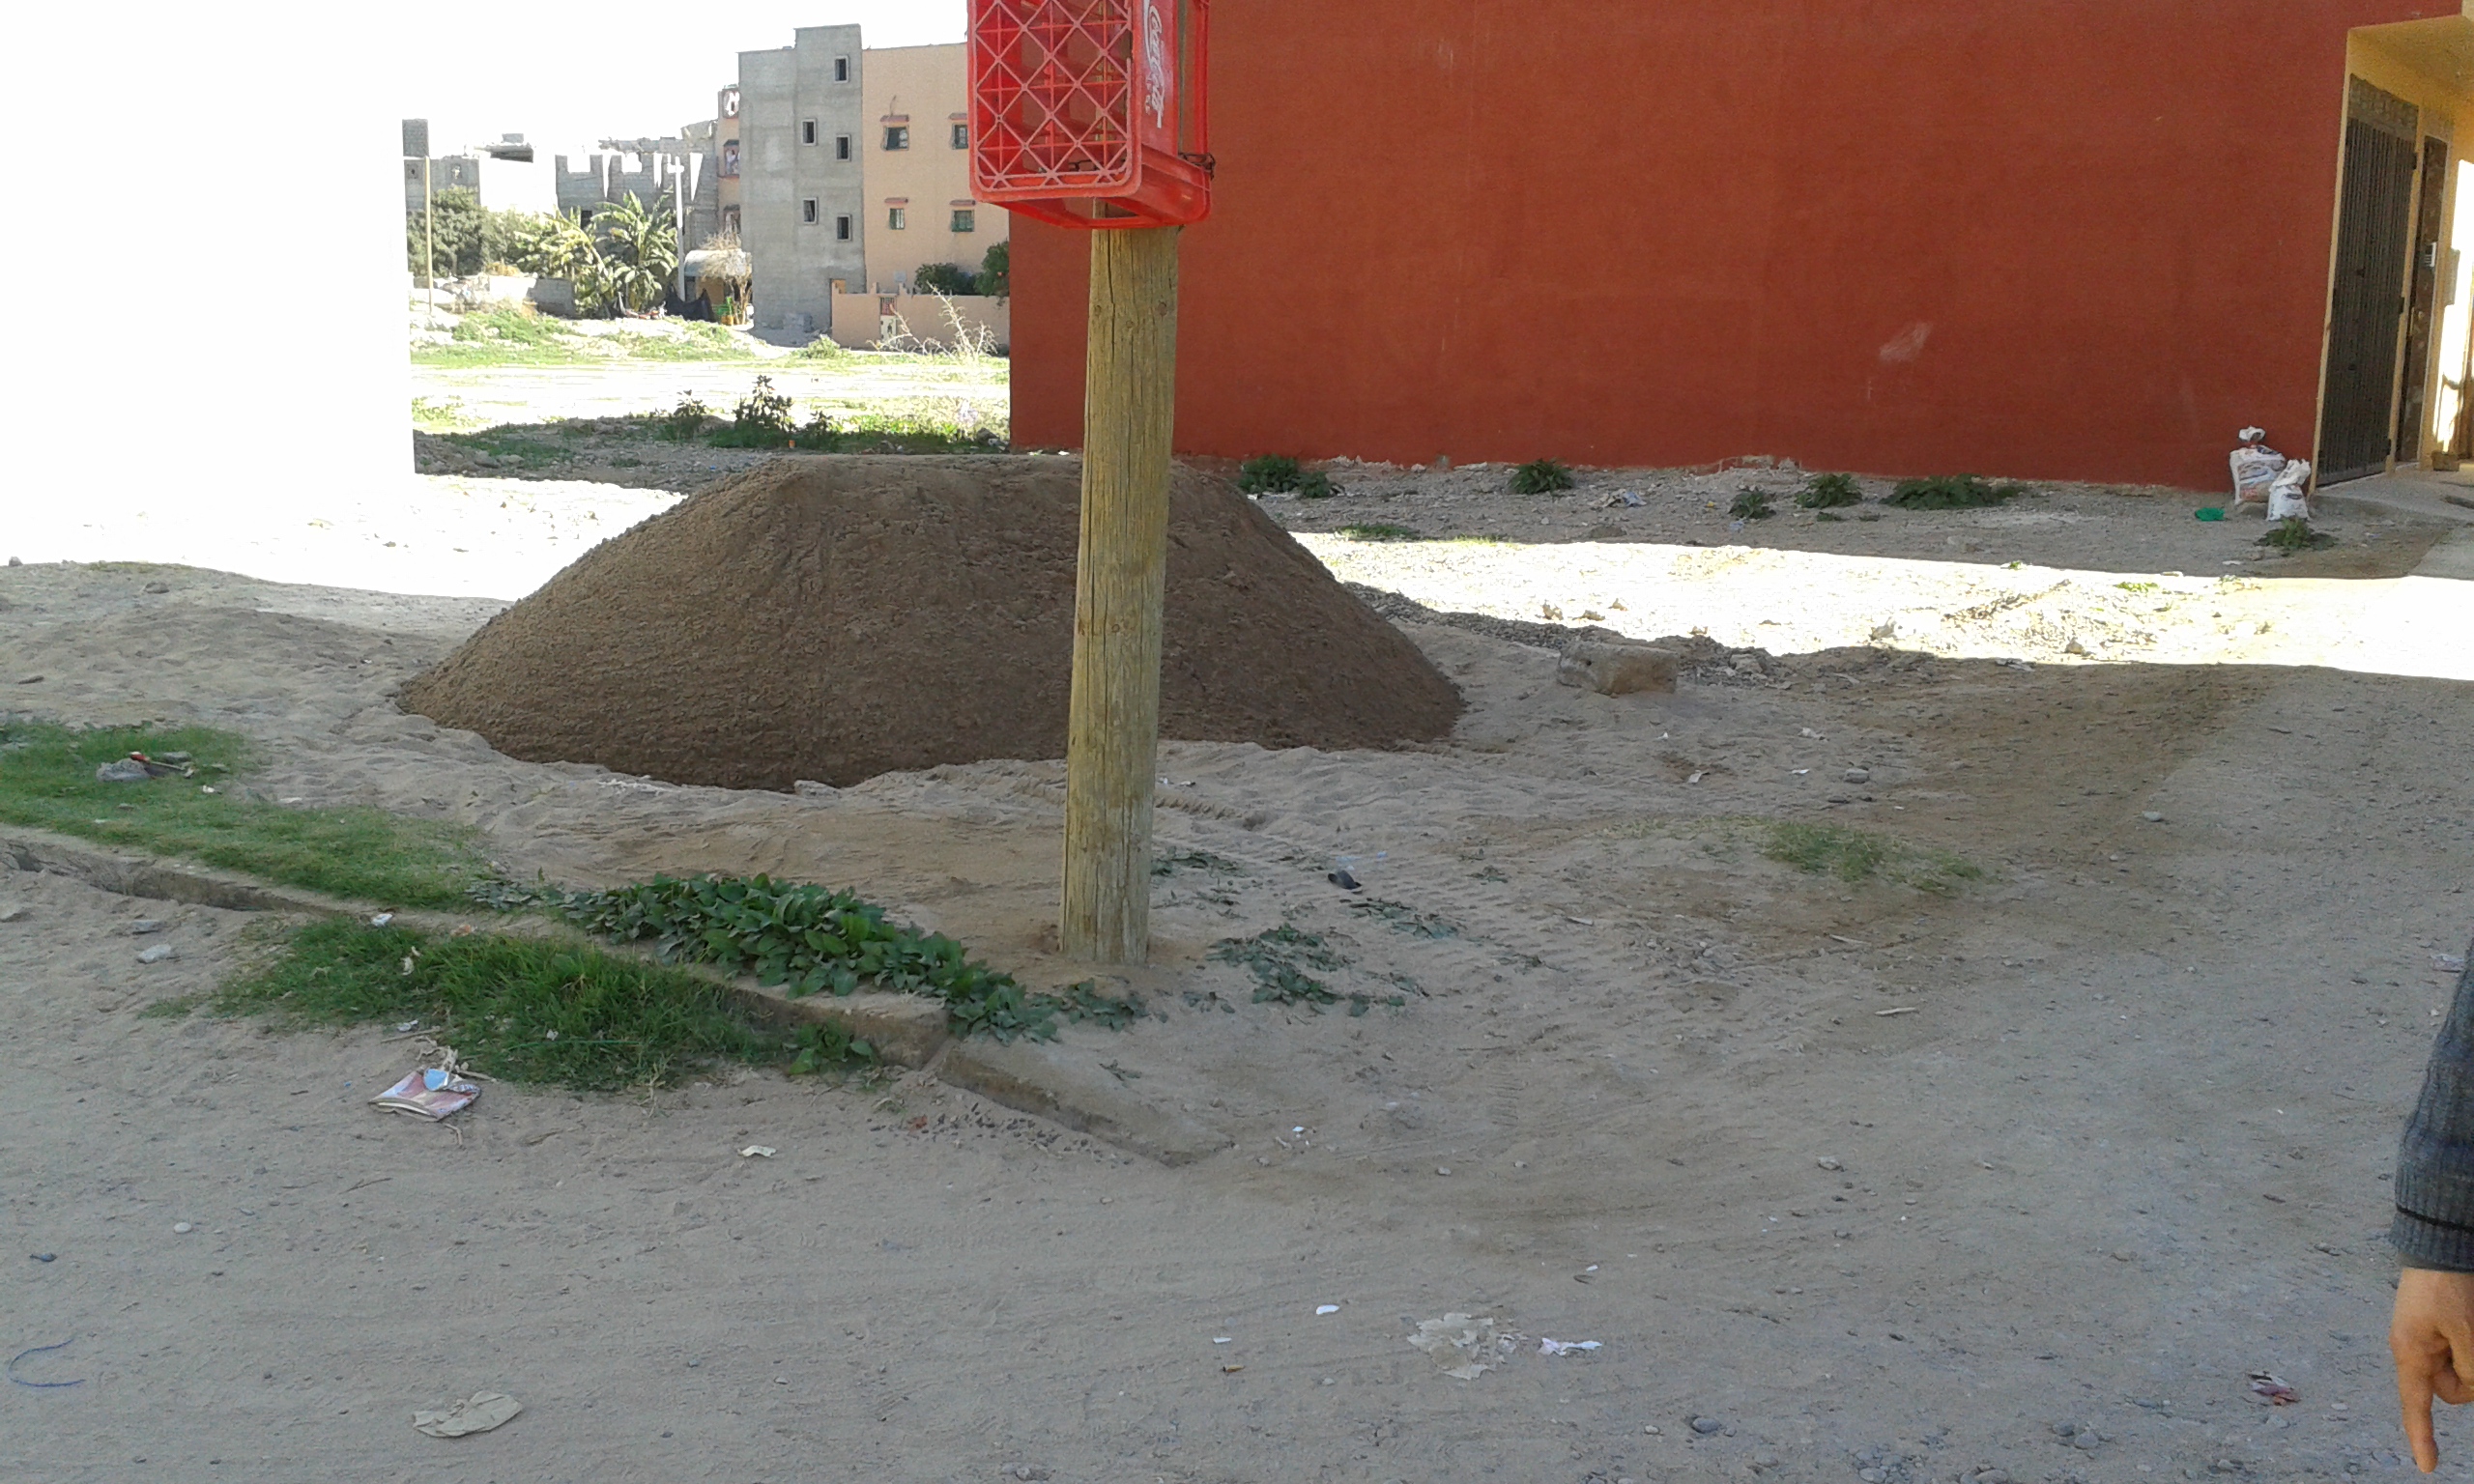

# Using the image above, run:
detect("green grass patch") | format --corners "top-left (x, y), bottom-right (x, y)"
top-left (604, 324), bottom-right (756, 361)
top-left (0, 722), bottom-right (485, 907)
top-left (1884, 474), bottom-right (2026, 510)
top-left (411, 396), bottom-right (470, 431)
top-left (1338, 523), bottom-right (1421, 541)
top-left (1758, 821), bottom-right (1983, 895)
top-left (1798, 471), bottom-right (1862, 509)
top-left (832, 408), bottom-right (1007, 454)
top-left (205, 919), bottom-right (873, 1092)
top-left (475, 873), bottom-right (1136, 1042)
top-left (1510, 459), bottom-right (1575, 495)
top-left (1728, 487), bottom-right (1775, 521)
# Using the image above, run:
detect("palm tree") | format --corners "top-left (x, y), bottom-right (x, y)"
top-left (592, 193), bottom-right (679, 316)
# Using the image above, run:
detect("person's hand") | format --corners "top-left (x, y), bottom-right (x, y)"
top-left (2393, 1267), bottom-right (2474, 1470)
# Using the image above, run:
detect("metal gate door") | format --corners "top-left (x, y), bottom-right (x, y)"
top-left (2396, 134), bottom-right (2452, 466)
top-left (2319, 78), bottom-right (2421, 484)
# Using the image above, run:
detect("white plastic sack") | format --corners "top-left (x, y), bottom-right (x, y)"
top-left (2230, 445), bottom-right (2283, 504)
top-left (2267, 458), bottom-right (2312, 521)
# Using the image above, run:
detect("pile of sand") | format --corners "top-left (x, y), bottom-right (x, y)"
top-left (400, 456), bottom-right (1463, 789)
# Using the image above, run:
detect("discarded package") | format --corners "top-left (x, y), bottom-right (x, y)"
top-left (738, 1145), bottom-right (777, 1158)
top-left (2247, 1371), bottom-right (2298, 1406)
top-left (372, 1067), bottom-right (478, 1121)
top-left (2229, 434), bottom-right (2283, 505)
top-left (1538, 1338), bottom-right (1603, 1356)
top-left (2194, 507), bottom-right (2227, 522)
top-left (1409, 1313), bottom-right (1507, 1380)
top-left (94, 758), bottom-right (151, 783)
top-left (412, 1390), bottom-right (523, 1438)
top-left (2266, 459), bottom-right (2313, 522)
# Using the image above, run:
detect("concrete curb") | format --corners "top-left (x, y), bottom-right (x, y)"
top-left (1, 825), bottom-right (1223, 1162)
top-left (2411, 526), bottom-right (2474, 582)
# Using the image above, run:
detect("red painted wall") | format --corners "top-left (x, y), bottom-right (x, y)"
top-left (1011, 0), bottom-right (2454, 491)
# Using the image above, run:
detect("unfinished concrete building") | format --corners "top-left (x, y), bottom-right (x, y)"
top-left (736, 25), bottom-right (867, 341)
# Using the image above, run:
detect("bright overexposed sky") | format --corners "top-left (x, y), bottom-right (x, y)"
top-left (402, 1), bottom-right (965, 163)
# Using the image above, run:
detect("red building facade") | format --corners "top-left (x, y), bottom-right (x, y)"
top-left (1009, 1), bottom-right (2474, 491)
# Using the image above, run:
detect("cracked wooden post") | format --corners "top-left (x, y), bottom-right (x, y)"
top-left (1061, 225), bottom-right (1181, 963)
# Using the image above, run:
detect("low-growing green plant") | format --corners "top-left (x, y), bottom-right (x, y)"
top-left (1814, 511), bottom-right (1845, 523)
top-left (709, 376), bottom-right (797, 447)
top-left (204, 920), bottom-right (869, 1092)
top-left (791, 411), bottom-right (838, 450)
top-left (659, 393), bottom-right (713, 441)
top-left (411, 396), bottom-right (468, 431)
top-left (607, 323), bottom-right (757, 361)
top-left (1884, 474), bottom-right (2026, 510)
top-left (1728, 487), bottom-right (1775, 521)
top-left (2114, 580), bottom-right (2160, 593)
top-left (1337, 523), bottom-right (1421, 541)
top-left (0, 722), bottom-right (484, 907)
top-left (1798, 471), bottom-right (1862, 508)
top-left (450, 306), bottom-right (571, 347)
top-left (437, 425), bottom-right (573, 468)
top-left (2257, 517), bottom-right (2336, 555)
top-left (833, 408), bottom-right (1007, 454)
top-left (1510, 459), bottom-right (1575, 495)
top-left (475, 873), bottom-right (1112, 1042)
top-left (1236, 454), bottom-right (1336, 499)
top-left (1208, 926), bottom-right (1402, 1016)
top-left (1759, 821), bottom-right (1983, 895)
top-left (794, 336), bottom-right (849, 360)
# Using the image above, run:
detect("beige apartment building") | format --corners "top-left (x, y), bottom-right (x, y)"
top-left (861, 43), bottom-right (1007, 292)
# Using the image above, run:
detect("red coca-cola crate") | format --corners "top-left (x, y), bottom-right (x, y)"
top-left (968, 0), bottom-right (1213, 229)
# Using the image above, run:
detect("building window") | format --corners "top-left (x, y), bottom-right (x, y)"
top-left (834, 56), bottom-right (850, 82)
top-left (720, 138), bottom-right (739, 178)
top-left (835, 214), bottom-right (853, 242)
top-left (888, 207), bottom-right (907, 230)
top-left (723, 205), bottom-right (740, 234)
top-left (835, 134), bottom-right (851, 161)
top-left (951, 209), bottom-right (976, 233)
top-left (801, 120), bottom-right (817, 146)
top-left (802, 199), bottom-right (819, 224)
top-left (951, 123), bottom-right (968, 150)
top-left (883, 126), bottom-right (910, 151)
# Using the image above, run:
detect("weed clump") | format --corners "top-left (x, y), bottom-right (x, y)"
top-left (2256, 517), bottom-right (2336, 555)
top-left (708, 375), bottom-right (797, 447)
top-left (1798, 471), bottom-right (1863, 509)
top-left (1238, 455), bottom-right (1337, 499)
top-left (0, 721), bottom-right (483, 906)
top-left (659, 393), bottom-right (713, 442)
top-left (1728, 487), bottom-right (1775, 521)
top-left (1510, 459), bottom-right (1575, 495)
top-left (208, 920), bottom-right (868, 1092)
top-left (1884, 474), bottom-right (2026, 510)
top-left (475, 873), bottom-right (1141, 1042)
top-left (1209, 926), bottom-right (1402, 1016)
top-left (1759, 821), bottom-right (1983, 895)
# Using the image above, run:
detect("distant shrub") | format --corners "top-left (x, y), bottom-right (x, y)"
top-left (1237, 454), bottom-right (1336, 499)
top-left (913, 262), bottom-right (979, 296)
top-left (1510, 459), bottom-right (1574, 495)
top-left (1797, 471), bottom-right (1862, 508)
top-left (707, 376), bottom-right (796, 447)
top-left (1884, 474), bottom-right (2025, 510)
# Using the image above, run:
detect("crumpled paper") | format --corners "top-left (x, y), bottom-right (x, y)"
top-left (413, 1391), bottom-right (523, 1438)
top-left (1408, 1313), bottom-right (1506, 1381)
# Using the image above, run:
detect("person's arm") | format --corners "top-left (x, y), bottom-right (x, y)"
top-left (2393, 941), bottom-right (2474, 1471)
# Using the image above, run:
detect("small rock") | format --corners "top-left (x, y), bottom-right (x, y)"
top-left (97, 758), bottom-right (150, 782)
top-left (1689, 1415), bottom-right (1724, 1435)
top-left (5, 556), bottom-right (18, 567)
top-left (2064, 637), bottom-right (2089, 656)
top-left (2074, 1433), bottom-right (2102, 1451)
top-left (31, 1252), bottom-right (55, 1262)
top-left (143, 581), bottom-right (171, 594)
top-left (1435, 1166), bottom-right (1451, 1177)
top-left (2052, 1422), bottom-right (2078, 1438)
top-left (1643, 1424), bottom-right (1662, 1435)
top-left (1972, 1470), bottom-right (2010, 1484)
top-left (1006, 1468), bottom-right (1053, 1482)
top-left (1843, 768), bottom-right (1871, 785)
top-left (1557, 639), bottom-right (1682, 697)
top-left (1817, 1156), bottom-right (1843, 1171)
top-left (2142, 811), bottom-right (2164, 823)
top-left (1870, 620), bottom-right (1898, 640)
top-left (1860, 1470), bottom-right (1886, 1483)
top-left (131, 920), bottom-right (166, 935)
top-left (173, 1222), bottom-right (194, 1235)
top-left (137, 944), bottom-right (176, 964)
top-left (0, 904), bottom-right (28, 924)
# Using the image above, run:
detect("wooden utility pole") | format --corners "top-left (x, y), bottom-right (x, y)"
top-left (1060, 225), bottom-right (1181, 963)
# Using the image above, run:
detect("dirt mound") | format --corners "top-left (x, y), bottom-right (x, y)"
top-left (401, 456), bottom-right (1463, 789)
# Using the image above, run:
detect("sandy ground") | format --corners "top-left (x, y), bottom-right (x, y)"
top-left (413, 354), bottom-right (1010, 433)
top-left (5, 450), bottom-right (2474, 1481)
